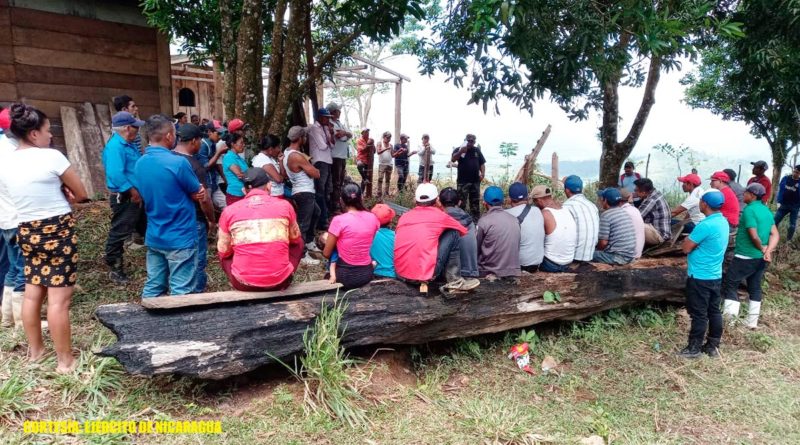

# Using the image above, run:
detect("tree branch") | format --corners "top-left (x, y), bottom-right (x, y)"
top-left (619, 56), bottom-right (662, 150)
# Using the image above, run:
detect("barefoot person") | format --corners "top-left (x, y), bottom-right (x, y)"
top-left (0, 104), bottom-right (89, 373)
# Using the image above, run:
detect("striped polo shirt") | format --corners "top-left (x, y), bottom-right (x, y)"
top-left (563, 193), bottom-right (600, 261)
top-left (598, 206), bottom-right (637, 259)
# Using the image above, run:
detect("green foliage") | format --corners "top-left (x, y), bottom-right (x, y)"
top-left (498, 141), bottom-right (518, 179)
top-left (543, 290), bottom-right (561, 304)
top-left (746, 331), bottom-right (776, 353)
top-left (652, 142), bottom-right (695, 176)
top-left (0, 374), bottom-right (37, 421)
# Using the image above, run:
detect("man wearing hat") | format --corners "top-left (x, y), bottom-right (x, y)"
top-left (217, 168), bottom-right (304, 291)
top-left (227, 118), bottom-right (247, 135)
top-left (679, 190), bottom-right (730, 358)
top-left (173, 124), bottom-right (217, 292)
top-left (563, 175), bottom-right (600, 262)
top-left (505, 182), bottom-right (545, 272)
top-left (417, 134), bottom-right (436, 182)
top-left (721, 183), bottom-right (779, 329)
top-left (394, 183), bottom-right (480, 291)
top-left (774, 165), bottom-right (800, 241)
top-left (672, 173), bottom-right (705, 233)
top-left (709, 171), bottom-right (740, 228)
top-left (451, 134), bottom-right (485, 223)
top-left (102, 111), bottom-right (147, 284)
top-left (722, 168), bottom-right (746, 209)
top-left (307, 108), bottom-right (334, 229)
top-left (747, 160), bottom-right (772, 204)
top-left (197, 121), bottom-right (228, 210)
top-left (356, 128), bottom-right (374, 193)
top-left (327, 103), bottom-right (353, 210)
top-left (593, 188), bottom-right (637, 265)
top-left (476, 186), bottom-right (521, 278)
top-left (531, 185), bottom-right (577, 272)
top-left (392, 133), bottom-right (416, 193)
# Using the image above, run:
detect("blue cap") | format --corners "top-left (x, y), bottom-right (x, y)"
top-left (483, 186), bottom-right (504, 205)
top-left (112, 111), bottom-right (144, 127)
top-left (597, 188), bottom-right (622, 205)
top-left (701, 190), bottom-right (725, 209)
top-left (564, 175), bottom-right (583, 193)
top-left (317, 108), bottom-right (332, 117)
top-left (508, 182), bottom-right (528, 200)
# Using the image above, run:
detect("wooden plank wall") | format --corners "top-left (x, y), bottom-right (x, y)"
top-left (171, 65), bottom-right (220, 121)
top-left (0, 4), bottom-right (171, 151)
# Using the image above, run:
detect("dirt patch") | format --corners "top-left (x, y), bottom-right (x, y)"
top-left (359, 348), bottom-right (417, 400)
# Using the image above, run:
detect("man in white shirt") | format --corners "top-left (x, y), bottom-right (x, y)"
top-left (376, 131), bottom-right (393, 197)
top-left (327, 103), bottom-right (352, 213)
top-left (672, 173), bottom-right (705, 233)
top-left (561, 175), bottom-right (600, 262)
top-left (504, 182), bottom-right (545, 272)
top-left (306, 108), bottom-right (334, 229)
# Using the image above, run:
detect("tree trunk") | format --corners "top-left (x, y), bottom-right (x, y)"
top-left (263, 0), bottom-right (287, 134)
top-left (302, 0), bottom-right (319, 113)
top-left (267, 0), bottom-right (306, 136)
top-left (770, 138), bottom-right (789, 203)
top-left (96, 259), bottom-right (687, 380)
top-left (234, 0), bottom-right (265, 128)
top-left (219, 0), bottom-right (238, 120)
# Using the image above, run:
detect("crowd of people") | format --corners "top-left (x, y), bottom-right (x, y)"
top-left (0, 96), bottom-right (798, 372)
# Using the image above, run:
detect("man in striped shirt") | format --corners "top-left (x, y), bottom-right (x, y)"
top-left (593, 188), bottom-right (637, 265)
top-left (562, 175), bottom-right (600, 262)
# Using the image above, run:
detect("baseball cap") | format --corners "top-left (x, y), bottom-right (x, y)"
top-left (415, 183), bottom-right (438, 203)
top-left (483, 186), bottom-right (504, 205)
top-left (751, 160), bottom-right (768, 169)
top-left (228, 118), bottom-right (247, 133)
top-left (677, 173), bottom-right (702, 186)
top-left (701, 190), bottom-right (725, 209)
top-left (709, 171), bottom-right (731, 183)
top-left (597, 188), bottom-right (622, 205)
top-left (624, 161), bottom-right (635, 168)
top-left (287, 126), bottom-right (305, 141)
top-left (317, 108), bottom-right (331, 117)
top-left (243, 167), bottom-right (270, 188)
top-left (111, 111), bottom-right (144, 128)
top-left (723, 168), bottom-right (737, 181)
top-left (371, 204), bottom-right (396, 226)
top-left (508, 182), bottom-right (528, 200)
top-left (326, 102), bottom-right (340, 112)
top-left (438, 187), bottom-right (459, 206)
top-left (793, 165), bottom-right (800, 172)
top-left (0, 108), bottom-right (10, 131)
top-left (745, 183), bottom-right (766, 198)
top-left (176, 123), bottom-right (204, 142)
top-left (531, 185), bottom-right (552, 199)
top-left (564, 175), bottom-right (583, 193)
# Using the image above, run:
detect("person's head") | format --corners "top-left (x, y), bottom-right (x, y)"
top-left (371, 203), bottom-right (396, 228)
top-left (415, 183), bottom-right (439, 207)
top-left (483, 186), bottom-right (504, 208)
top-left (793, 165), bottom-right (800, 180)
top-left (382, 131), bottom-right (391, 143)
top-left (227, 118), bottom-right (246, 134)
top-left (144, 114), bottom-right (176, 148)
top-left (225, 132), bottom-right (245, 153)
top-left (530, 185), bottom-right (553, 209)
top-left (9, 103), bottom-right (50, 147)
top-left (563, 175), bottom-right (583, 198)
top-left (174, 112), bottom-right (188, 124)
top-left (176, 123), bottom-right (204, 154)
top-left (259, 134), bottom-right (282, 158)
top-left (709, 171), bottom-right (731, 190)
top-left (723, 168), bottom-right (737, 183)
top-left (700, 190), bottom-right (725, 215)
top-left (619, 188), bottom-right (633, 204)
top-left (633, 178), bottom-right (654, 199)
top-left (508, 182), bottom-right (529, 205)
top-left (111, 111), bottom-right (144, 143)
top-left (243, 167), bottom-right (272, 193)
top-left (287, 126), bottom-right (306, 146)
top-left (438, 187), bottom-right (460, 207)
top-left (113, 95), bottom-right (137, 116)
top-left (206, 122), bottom-right (222, 142)
top-left (326, 102), bottom-right (341, 120)
top-left (340, 182), bottom-right (366, 211)
top-left (201, 118), bottom-right (209, 126)
top-left (190, 114), bottom-right (200, 125)
top-left (422, 134), bottom-right (430, 143)
top-left (597, 188), bottom-right (623, 210)
top-left (361, 128), bottom-right (370, 140)
top-left (316, 108), bottom-right (331, 125)
top-left (465, 133), bottom-right (476, 148)
top-left (624, 161), bottom-right (635, 175)
top-left (751, 160), bottom-right (768, 176)
top-left (744, 183), bottom-right (766, 204)
top-left (399, 133), bottom-right (409, 144)
top-left (677, 173), bottom-right (702, 193)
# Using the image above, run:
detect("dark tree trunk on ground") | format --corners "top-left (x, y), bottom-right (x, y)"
top-left (96, 259), bottom-right (687, 380)
top-left (234, 0), bottom-right (264, 127)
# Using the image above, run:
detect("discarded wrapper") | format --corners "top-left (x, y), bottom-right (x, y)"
top-left (508, 342), bottom-right (534, 375)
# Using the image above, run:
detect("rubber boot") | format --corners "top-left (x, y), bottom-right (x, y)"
top-left (676, 339), bottom-right (703, 359)
top-left (702, 337), bottom-right (721, 358)
top-left (722, 299), bottom-right (740, 325)
top-left (744, 301), bottom-right (761, 329)
top-left (11, 290), bottom-right (23, 330)
top-left (109, 259), bottom-right (130, 285)
top-left (1, 286), bottom-right (12, 328)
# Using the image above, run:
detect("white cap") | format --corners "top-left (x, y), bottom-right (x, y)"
top-left (415, 183), bottom-right (438, 203)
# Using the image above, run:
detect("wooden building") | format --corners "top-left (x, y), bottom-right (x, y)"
top-left (171, 55), bottom-right (224, 121)
top-left (0, 0), bottom-right (173, 150)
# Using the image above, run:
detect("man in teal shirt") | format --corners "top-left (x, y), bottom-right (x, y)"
top-left (722, 183), bottom-right (779, 329)
top-left (679, 190), bottom-right (729, 358)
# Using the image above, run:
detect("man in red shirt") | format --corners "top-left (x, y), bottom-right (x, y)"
top-left (355, 128), bottom-right (374, 193)
top-left (747, 160), bottom-right (772, 204)
top-left (709, 171), bottom-right (740, 228)
top-left (217, 168), bottom-right (303, 291)
top-left (394, 183), bottom-right (480, 291)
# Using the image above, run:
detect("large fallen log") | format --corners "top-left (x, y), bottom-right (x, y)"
top-left (95, 259), bottom-right (687, 380)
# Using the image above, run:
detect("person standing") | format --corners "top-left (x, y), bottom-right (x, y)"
top-left (721, 183), bottom-right (779, 329)
top-left (709, 171), bottom-right (741, 228)
top-left (251, 134), bottom-right (286, 198)
top-left (531, 185), bottom-right (577, 272)
top-left (134, 115), bottom-right (204, 298)
top-left (284, 126), bottom-right (322, 265)
top-left (328, 103), bottom-right (352, 212)
top-left (562, 175), bottom-right (600, 262)
top-left (102, 111), bottom-right (146, 284)
top-left (634, 178), bottom-right (672, 245)
top-left (672, 174), bottom-right (705, 233)
top-left (355, 129), bottom-right (374, 193)
top-left (723, 168), bottom-right (746, 210)
top-left (747, 160), bottom-right (772, 204)
top-left (618, 161), bottom-right (641, 195)
top-left (0, 103), bottom-right (89, 373)
top-left (678, 190), bottom-right (729, 358)
top-left (451, 134), bottom-right (486, 223)
top-left (593, 188), bottom-right (637, 265)
top-left (476, 187), bottom-right (521, 278)
top-left (112, 95), bottom-right (141, 148)
top-left (417, 134), bottom-right (435, 182)
top-left (307, 108), bottom-right (334, 228)
top-left (505, 182), bottom-right (545, 272)
top-left (0, 108), bottom-right (25, 330)
top-left (774, 165), bottom-right (800, 241)
top-left (392, 133), bottom-right (415, 193)
top-left (221, 133), bottom-right (248, 205)
top-left (376, 131), bottom-right (394, 197)
top-left (198, 122), bottom-right (228, 210)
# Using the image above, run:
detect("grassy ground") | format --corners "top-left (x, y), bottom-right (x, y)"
top-left (1, 200), bottom-right (799, 444)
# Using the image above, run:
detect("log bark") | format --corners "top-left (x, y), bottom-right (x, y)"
top-left (96, 259), bottom-right (687, 380)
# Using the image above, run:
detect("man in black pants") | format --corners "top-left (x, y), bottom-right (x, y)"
top-left (451, 134), bottom-right (485, 223)
top-left (102, 111), bottom-right (147, 283)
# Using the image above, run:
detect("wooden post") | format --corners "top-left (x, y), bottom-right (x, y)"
top-left (645, 153), bottom-right (651, 178)
top-left (513, 124), bottom-right (552, 184)
top-left (155, 32), bottom-right (174, 116)
top-left (737, 164), bottom-right (742, 184)
top-left (60, 106), bottom-right (95, 198)
top-left (77, 103), bottom-right (107, 197)
top-left (551, 152), bottom-right (559, 189)
top-left (94, 104), bottom-right (113, 144)
top-left (394, 80), bottom-right (402, 144)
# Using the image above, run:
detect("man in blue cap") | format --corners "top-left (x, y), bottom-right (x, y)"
top-left (102, 111), bottom-right (146, 284)
top-left (307, 108), bottom-right (334, 230)
top-left (476, 186), bottom-right (521, 278)
top-left (505, 182), bottom-right (545, 272)
top-left (679, 189), bottom-right (730, 358)
top-left (593, 188), bottom-right (636, 265)
top-left (562, 175), bottom-right (599, 262)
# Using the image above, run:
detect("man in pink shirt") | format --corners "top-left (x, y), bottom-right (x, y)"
top-left (619, 188), bottom-right (645, 258)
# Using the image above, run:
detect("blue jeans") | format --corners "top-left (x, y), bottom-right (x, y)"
top-left (195, 221), bottom-right (208, 293)
top-left (774, 204), bottom-right (799, 240)
top-left (539, 256), bottom-right (569, 273)
top-left (1, 229), bottom-right (24, 291)
top-left (592, 250), bottom-right (633, 265)
top-left (142, 246), bottom-right (199, 297)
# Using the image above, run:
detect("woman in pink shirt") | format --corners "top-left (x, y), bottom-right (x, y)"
top-left (323, 183), bottom-right (380, 289)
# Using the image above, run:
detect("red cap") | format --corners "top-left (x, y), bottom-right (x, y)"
top-left (228, 118), bottom-right (246, 133)
top-left (371, 203), bottom-right (396, 226)
top-left (677, 174), bottom-right (701, 186)
top-left (709, 171), bottom-right (731, 182)
top-left (0, 108), bottom-right (10, 131)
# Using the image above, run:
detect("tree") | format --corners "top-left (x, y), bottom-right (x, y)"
top-left (498, 141), bottom-right (518, 180)
top-left (653, 143), bottom-right (691, 177)
top-left (417, 0), bottom-right (741, 186)
top-left (683, 0), bottom-right (800, 201)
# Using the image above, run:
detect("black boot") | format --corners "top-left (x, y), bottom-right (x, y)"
top-left (702, 337), bottom-right (721, 358)
top-left (676, 339), bottom-right (703, 359)
top-left (109, 260), bottom-right (130, 285)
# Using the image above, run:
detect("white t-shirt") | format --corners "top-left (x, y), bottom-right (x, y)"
top-left (0, 147), bottom-right (72, 222)
top-left (417, 144), bottom-right (436, 165)
top-left (680, 186), bottom-right (706, 224)
top-left (0, 134), bottom-right (19, 229)
top-left (331, 120), bottom-right (351, 159)
top-left (378, 142), bottom-right (393, 166)
top-left (251, 152), bottom-right (284, 197)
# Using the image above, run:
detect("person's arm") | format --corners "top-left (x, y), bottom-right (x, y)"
top-left (671, 206), bottom-right (687, 217)
top-left (298, 156), bottom-right (320, 179)
top-left (60, 166), bottom-right (90, 203)
top-left (479, 164), bottom-right (485, 181)
top-left (322, 232), bottom-right (338, 259)
top-left (476, 221), bottom-right (485, 247)
top-left (542, 208), bottom-right (556, 235)
top-left (263, 163), bottom-right (284, 183)
top-left (200, 192), bottom-right (216, 229)
top-left (207, 144), bottom-right (229, 168)
top-left (451, 146), bottom-right (467, 162)
top-left (597, 217), bottom-right (609, 250)
top-left (105, 143), bottom-right (135, 193)
top-left (747, 227), bottom-right (764, 251)
top-left (229, 161), bottom-right (245, 179)
top-left (763, 224), bottom-right (780, 262)
top-left (681, 237), bottom-right (698, 254)
top-left (479, 149), bottom-right (486, 180)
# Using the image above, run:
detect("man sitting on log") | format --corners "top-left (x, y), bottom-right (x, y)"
top-left (634, 178), bottom-right (672, 246)
top-left (562, 175), bottom-right (599, 263)
top-left (619, 188), bottom-right (645, 259)
top-left (531, 185), bottom-right (576, 273)
top-left (672, 174), bottom-right (705, 234)
top-left (477, 186), bottom-right (521, 279)
top-left (394, 183), bottom-right (480, 292)
top-left (217, 168), bottom-right (303, 292)
top-left (593, 188), bottom-right (637, 265)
